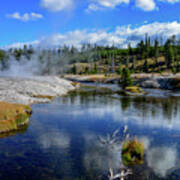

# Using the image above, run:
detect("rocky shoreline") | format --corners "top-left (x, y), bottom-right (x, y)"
top-left (65, 74), bottom-right (180, 90)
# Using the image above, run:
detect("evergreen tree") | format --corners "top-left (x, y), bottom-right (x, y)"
top-left (125, 56), bottom-right (129, 67)
top-left (154, 39), bottom-right (159, 66)
top-left (137, 40), bottom-right (145, 59)
top-left (145, 34), bottom-right (150, 59)
top-left (111, 53), bottom-right (115, 73)
top-left (132, 56), bottom-right (137, 73)
top-left (0, 50), bottom-right (8, 70)
top-left (93, 63), bottom-right (98, 74)
top-left (165, 39), bottom-right (174, 68)
top-left (128, 43), bottom-right (133, 56)
top-left (0, 50), bottom-right (5, 61)
top-left (143, 59), bottom-right (149, 73)
top-left (72, 64), bottom-right (77, 74)
top-left (121, 67), bottom-right (133, 89)
top-left (85, 66), bottom-right (89, 74)
top-left (14, 48), bottom-right (23, 61)
top-left (118, 64), bottom-right (122, 75)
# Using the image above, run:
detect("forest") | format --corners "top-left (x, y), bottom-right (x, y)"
top-left (1, 34), bottom-right (180, 75)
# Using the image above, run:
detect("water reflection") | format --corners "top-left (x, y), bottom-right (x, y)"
top-left (64, 93), bottom-right (180, 130)
top-left (0, 123), bottom-right (29, 138)
top-left (83, 133), bottom-right (121, 173)
top-left (0, 88), bottom-right (180, 179)
top-left (38, 132), bottom-right (70, 150)
top-left (147, 146), bottom-right (178, 177)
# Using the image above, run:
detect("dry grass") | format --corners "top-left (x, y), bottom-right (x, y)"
top-left (32, 95), bottom-right (54, 101)
top-left (125, 86), bottom-right (143, 93)
top-left (0, 102), bottom-right (32, 133)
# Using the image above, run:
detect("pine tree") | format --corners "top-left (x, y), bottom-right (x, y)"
top-left (143, 59), bottom-right (149, 73)
top-left (93, 63), bottom-right (98, 74)
top-left (165, 40), bottom-right (174, 68)
top-left (118, 64), bottom-right (122, 75)
top-left (154, 39), bottom-right (159, 66)
top-left (72, 64), bottom-right (77, 74)
top-left (111, 53), bottom-right (115, 73)
top-left (128, 43), bottom-right (133, 56)
top-left (132, 56), bottom-right (137, 73)
top-left (125, 56), bottom-right (129, 67)
top-left (145, 34), bottom-right (150, 59)
top-left (121, 67), bottom-right (133, 89)
top-left (137, 40), bottom-right (145, 60)
top-left (85, 66), bottom-right (89, 74)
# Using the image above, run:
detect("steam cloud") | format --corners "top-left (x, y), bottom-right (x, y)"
top-left (0, 45), bottom-right (97, 77)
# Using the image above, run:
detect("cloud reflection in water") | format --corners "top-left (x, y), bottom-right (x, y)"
top-left (38, 132), bottom-right (70, 149)
top-left (147, 146), bottom-right (177, 177)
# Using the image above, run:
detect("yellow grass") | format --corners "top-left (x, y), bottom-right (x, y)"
top-left (0, 102), bottom-right (32, 133)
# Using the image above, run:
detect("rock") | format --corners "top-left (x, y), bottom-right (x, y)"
top-left (140, 79), bottom-right (160, 89)
top-left (137, 75), bottom-right (180, 90)
top-left (166, 77), bottom-right (180, 90)
top-left (0, 76), bottom-right (75, 105)
top-left (105, 77), bottom-right (119, 84)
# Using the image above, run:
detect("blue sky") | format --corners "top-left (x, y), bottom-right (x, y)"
top-left (1, 0), bottom-right (180, 48)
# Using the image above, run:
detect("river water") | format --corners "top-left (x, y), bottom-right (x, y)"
top-left (0, 85), bottom-right (180, 180)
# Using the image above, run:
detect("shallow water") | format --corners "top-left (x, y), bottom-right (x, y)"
top-left (0, 87), bottom-right (180, 180)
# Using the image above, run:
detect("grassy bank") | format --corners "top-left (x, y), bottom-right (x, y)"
top-left (0, 102), bottom-right (32, 134)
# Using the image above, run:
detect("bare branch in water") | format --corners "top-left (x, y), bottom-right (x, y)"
top-left (98, 126), bottom-right (129, 147)
top-left (108, 167), bottom-right (132, 180)
top-left (98, 126), bottom-right (133, 179)
top-left (112, 129), bottom-right (120, 138)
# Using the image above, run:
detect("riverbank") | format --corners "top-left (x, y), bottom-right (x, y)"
top-left (0, 102), bottom-right (32, 134)
top-left (0, 76), bottom-right (75, 134)
top-left (64, 73), bottom-right (180, 90)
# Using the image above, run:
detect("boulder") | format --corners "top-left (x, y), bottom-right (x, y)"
top-left (140, 79), bottom-right (160, 89)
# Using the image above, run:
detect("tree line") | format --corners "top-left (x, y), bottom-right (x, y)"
top-left (0, 34), bottom-right (180, 74)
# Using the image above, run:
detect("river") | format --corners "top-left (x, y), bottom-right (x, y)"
top-left (0, 85), bottom-right (180, 180)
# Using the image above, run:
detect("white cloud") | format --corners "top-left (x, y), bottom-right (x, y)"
top-left (7, 12), bottom-right (43, 22)
top-left (39, 30), bottom-right (126, 48)
top-left (115, 21), bottom-right (180, 38)
top-left (135, 0), bottom-right (156, 11)
top-left (39, 0), bottom-right (180, 13)
top-left (94, 0), bottom-right (129, 8)
top-left (159, 0), bottom-right (180, 3)
top-left (86, 3), bottom-right (104, 12)
top-left (87, 0), bottom-right (129, 11)
top-left (4, 21), bottom-right (180, 49)
top-left (40, 0), bottom-right (73, 12)
top-left (3, 40), bottom-right (39, 49)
